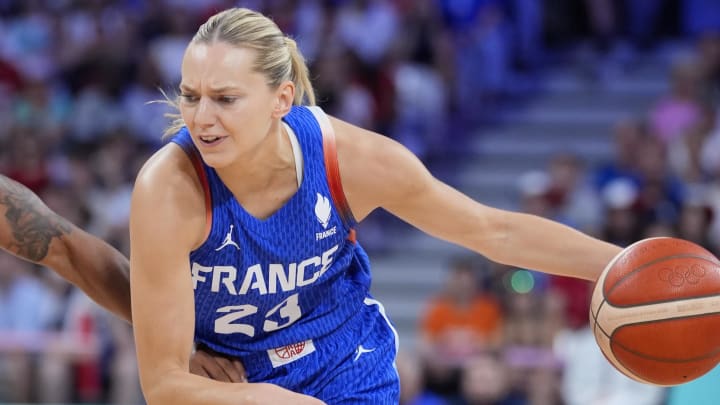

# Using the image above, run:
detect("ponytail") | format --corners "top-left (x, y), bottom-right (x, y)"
top-left (284, 36), bottom-right (315, 106)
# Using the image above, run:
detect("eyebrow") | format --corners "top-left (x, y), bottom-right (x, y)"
top-left (179, 84), bottom-right (242, 93)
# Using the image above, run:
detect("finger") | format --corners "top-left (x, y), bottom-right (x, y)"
top-left (193, 367), bottom-right (210, 378)
top-left (202, 356), bottom-right (233, 382)
top-left (215, 356), bottom-right (246, 383)
top-left (188, 357), bottom-right (210, 378)
top-left (190, 350), bottom-right (230, 382)
top-left (232, 359), bottom-right (248, 382)
top-left (192, 345), bottom-right (247, 383)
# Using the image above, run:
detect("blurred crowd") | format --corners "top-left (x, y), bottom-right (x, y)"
top-left (401, 1), bottom-right (720, 404)
top-left (0, 0), bottom-right (719, 404)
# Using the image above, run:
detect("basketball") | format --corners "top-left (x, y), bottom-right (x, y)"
top-left (590, 237), bottom-right (720, 386)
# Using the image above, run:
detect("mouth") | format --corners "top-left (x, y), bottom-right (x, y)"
top-left (198, 135), bottom-right (227, 146)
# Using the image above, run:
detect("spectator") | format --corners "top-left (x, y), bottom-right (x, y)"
top-left (677, 199), bottom-right (715, 250)
top-left (648, 59), bottom-right (705, 145)
top-left (4, 131), bottom-right (50, 193)
top-left (634, 135), bottom-right (686, 227)
top-left (668, 104), bottom-right (716, 183)
top-left (593, 118), bottom-right (645, 193)
top-left (554, 325), bottom-right (666, 405)
top-left (335, 0), bottom-right (399, 66)
top-left (696, 32), bottom-right (720, 103)
top-left (517, 170), bottom-right (553, 218)
top-left (419, 258), bottom-right (504, 399)
top-left (0, 252), bottom-right (62, 402)
top-left (502, 291), bottom-right (564, 404)
top-left (396, 351), bottom-right (449, 405)
top-left (599, 178), bottom-right (642, 247)
top-left (460, 351), bottom-right (523, 405)
top-left (544, 153), bottom-right (603, 234)
top-left (121, 53), bottom-right (174, 146)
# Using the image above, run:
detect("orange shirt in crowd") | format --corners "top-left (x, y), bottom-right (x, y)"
top-left (421, 295), bottom-right (503, 347)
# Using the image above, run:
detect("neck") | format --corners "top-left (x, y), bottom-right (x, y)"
top-left (217, 120), bottom-right (295, 194)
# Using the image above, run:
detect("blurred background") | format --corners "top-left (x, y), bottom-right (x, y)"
top-left (0, 0), bottom-right (719, 404)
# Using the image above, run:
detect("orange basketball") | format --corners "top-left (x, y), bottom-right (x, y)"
top-left (590, 237), bottom-right (720, 386)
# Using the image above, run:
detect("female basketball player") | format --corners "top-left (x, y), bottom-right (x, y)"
top-left (129, 7), bottom-right (622, 404)
top-left (0, 174), bottom-right (245, 382)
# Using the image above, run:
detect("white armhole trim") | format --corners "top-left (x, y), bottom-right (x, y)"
top-left (308, 106), bottom-right (334, 139)
top-left (283, 122), bottom-right (303, 187)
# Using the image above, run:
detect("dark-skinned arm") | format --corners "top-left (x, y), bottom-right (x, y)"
top-left (0, 175), bottom-right (131, 322)
top-left (0, 175), bottom-right (249, 381)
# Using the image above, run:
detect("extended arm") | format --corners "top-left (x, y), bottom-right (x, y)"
top-left (331, 118), bottom-right (622, 282)
top-left (0, 175), bottom-right (132, 322)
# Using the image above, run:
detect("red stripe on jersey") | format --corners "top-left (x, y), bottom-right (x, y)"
top-left (313, 108), bottom-right (356, 240)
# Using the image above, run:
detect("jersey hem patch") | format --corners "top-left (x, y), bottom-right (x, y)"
top-left (267, 339), bottom-right (316, 368)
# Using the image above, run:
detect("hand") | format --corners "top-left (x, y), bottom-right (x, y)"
top-left (189, 344), bottom-right (247, 383)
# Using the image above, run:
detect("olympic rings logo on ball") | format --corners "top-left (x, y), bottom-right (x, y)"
top-left (658, 265), bottom-right (708, 286)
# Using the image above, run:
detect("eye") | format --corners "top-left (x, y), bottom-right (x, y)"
top-left (180, 94), bottom-right (199, 104)
top-left (217, 96), bottom-right (237, 104)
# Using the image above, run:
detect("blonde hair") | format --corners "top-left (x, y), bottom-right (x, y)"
top-left (164, 7), bottom-right (315, 137)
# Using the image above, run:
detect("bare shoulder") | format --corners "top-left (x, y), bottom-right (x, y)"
top-left (328, 116), bottom-right (433, 221)
top-left (132, 143), bottom-right (206, 246)
top-left (0, 175), bottom-right (74, 263)
top-left (136, 143), bottom-right (200, 192)
top-left (135, 143), bottom-right (204, 202)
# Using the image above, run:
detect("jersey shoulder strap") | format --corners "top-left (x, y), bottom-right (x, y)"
top-left (307, 106), bottom-right (356, 240)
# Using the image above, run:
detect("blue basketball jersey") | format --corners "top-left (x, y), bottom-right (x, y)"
top-left (170, 106), bottom-right (399, 402)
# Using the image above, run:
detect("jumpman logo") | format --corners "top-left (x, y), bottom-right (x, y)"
top-left (353, 345), bottom-right (375, 362)
top-left (215, 225), bottom-right (241, 251)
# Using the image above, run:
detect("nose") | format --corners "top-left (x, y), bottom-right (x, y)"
top-left (194, 97), bottom-right (217, 129)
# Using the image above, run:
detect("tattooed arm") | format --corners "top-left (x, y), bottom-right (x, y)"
top-left (0, 175), bottom-right (131, 322)
top-left (0, 176), bottom-right (256, 380)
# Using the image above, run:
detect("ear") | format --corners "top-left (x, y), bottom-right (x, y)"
top-left (272, 80), bottom-right (295, 118)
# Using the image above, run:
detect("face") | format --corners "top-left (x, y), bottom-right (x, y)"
top-left (179, 41), bottom-right (292, 168)
top-left (446, 267), bottom-right (477, 299)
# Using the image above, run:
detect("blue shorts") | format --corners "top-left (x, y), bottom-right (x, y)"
top-left (244, 297), bottom-right (400, 404)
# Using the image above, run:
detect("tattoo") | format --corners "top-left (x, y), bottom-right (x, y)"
top-left (0, 176), bottom-right (72, 262)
